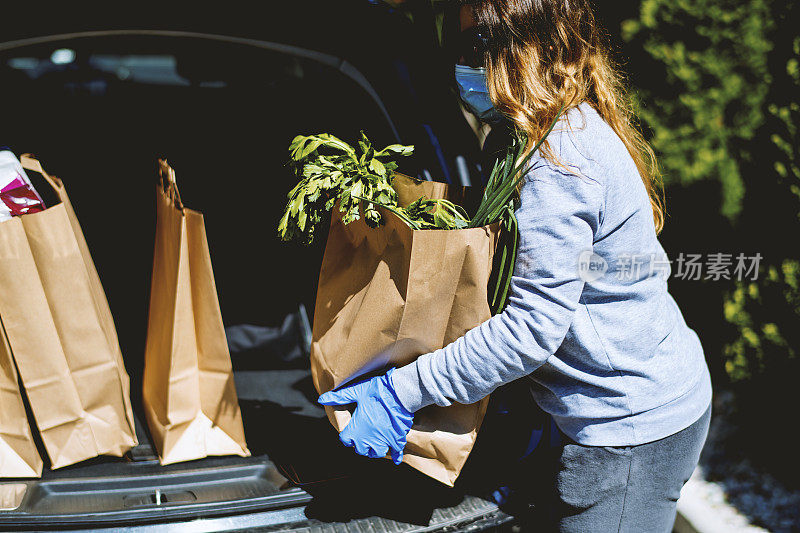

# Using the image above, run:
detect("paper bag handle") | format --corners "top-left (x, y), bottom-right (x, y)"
top-left (157, 158), bottom-right (184, 210)
top-left (19, 154), bottom-right (63, 191)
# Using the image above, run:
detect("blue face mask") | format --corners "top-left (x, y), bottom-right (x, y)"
top-left (455, 64), bottom-right (503, 124)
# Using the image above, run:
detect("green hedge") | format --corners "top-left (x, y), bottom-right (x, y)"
top-left (621, 0), bottom-right (799, 485)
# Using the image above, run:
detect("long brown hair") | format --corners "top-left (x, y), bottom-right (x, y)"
top-left (465, 0), bottom-right (665, 232)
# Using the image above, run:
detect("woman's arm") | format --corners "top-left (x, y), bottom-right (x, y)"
top-left (391, 162), bottom-right (604, 412)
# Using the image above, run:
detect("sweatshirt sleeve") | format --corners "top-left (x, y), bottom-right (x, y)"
top-left (391, 161), bottom-right (603, 413)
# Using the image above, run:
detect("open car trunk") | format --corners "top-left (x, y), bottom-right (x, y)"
top-left (0, 19), bottom-right (511, 532)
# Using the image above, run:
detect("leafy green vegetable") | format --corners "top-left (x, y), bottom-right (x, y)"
top-left (355, 195), bottom-right (470, 231)
top-left (402, 197), bottom-right (470, 230)
top-left (278, 131), bottom-right (412, 244)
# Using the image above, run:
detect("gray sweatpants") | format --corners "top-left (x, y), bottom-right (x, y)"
top-left (547, 405), bottom-right (711, 532)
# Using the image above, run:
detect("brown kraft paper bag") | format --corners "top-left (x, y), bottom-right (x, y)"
top-left (0, 321), bottom-right (42, 478)
top-left (311, 174), bottom-right (500, 486)
top-left (0, 155), bottom-right (137, 469)
top-left (143, 160), bottom-right (249, 465)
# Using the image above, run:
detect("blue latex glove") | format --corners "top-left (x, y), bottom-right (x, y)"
top-left (318, 368), bottom-right (414, 464)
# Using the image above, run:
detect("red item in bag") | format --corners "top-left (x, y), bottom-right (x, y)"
top-left (0, 184), bottom-right (45, 216)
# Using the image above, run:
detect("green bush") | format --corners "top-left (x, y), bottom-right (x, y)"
top-left (621, 0), bottom-right (799, 485)
top-left (621, 0), bottom-right (773, 219)
top-left (724, 18), bottom-right (800, 384)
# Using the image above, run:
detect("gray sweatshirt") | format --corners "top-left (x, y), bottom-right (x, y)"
top-left (392, 103), bottom-right (712, 446)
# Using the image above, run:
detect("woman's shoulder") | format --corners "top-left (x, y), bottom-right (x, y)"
top-left (525, 104), bottom-right (602, 184)
top-left (553, 103), bottom-right (610, 157)
top-left (545, 102), bottom-right (637, 186)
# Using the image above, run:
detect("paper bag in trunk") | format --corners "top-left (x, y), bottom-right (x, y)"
top-left (311, 175), bottom-right (499, 486)
top-left (0, 321), bottom-right (42, 478)
top-left (0, 155), bottom-right (137, 469)
top-left (143, 160), bottom-right (249, 465)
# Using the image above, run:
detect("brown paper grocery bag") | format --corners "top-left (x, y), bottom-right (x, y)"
top-left (0, 155), bottom-right (137, 469)
top-left (0, 321), bottom-right (42, 478)
top-left (311, 174), bottom-right (499, 486)
top-left (143, 160), bottom-right (249, 465)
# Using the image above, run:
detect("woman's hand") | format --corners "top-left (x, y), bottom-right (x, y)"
top-left (318, 368), bottom-right (414, 464)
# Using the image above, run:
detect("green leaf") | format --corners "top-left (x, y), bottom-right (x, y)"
top-left (376, 144), bottom-right (415, 157)
top-left (369, 158), bottom-right (386, 176)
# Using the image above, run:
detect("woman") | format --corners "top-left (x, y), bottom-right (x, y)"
top-left (319, 1), bottom-right (712, 530)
